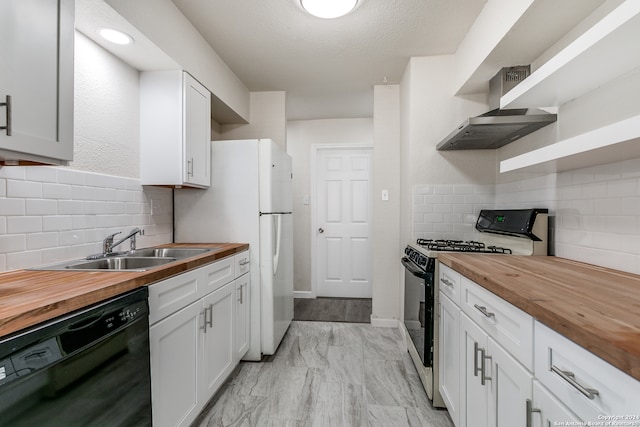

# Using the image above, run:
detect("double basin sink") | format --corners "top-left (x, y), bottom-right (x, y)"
top-left (32, 247), bottom-right (215, 272)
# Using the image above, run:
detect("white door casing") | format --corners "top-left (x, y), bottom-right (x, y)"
top-left (313, 146), bottom-right (372, 298)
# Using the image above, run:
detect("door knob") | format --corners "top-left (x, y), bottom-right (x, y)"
top-left (318, 228), bottom-right (324, 234)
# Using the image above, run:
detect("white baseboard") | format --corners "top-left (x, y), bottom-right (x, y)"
top-left (294, 291), bottom-right (315, 299)
top-left (370, 317), bottom-right (399, 328)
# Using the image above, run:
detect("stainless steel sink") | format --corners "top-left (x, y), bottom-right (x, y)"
top-left (30, 256), bottom-right (177, 272)
top-left (64, 257), bottom-right (177, 271)
top-left (29, 246), bottom-right (216, 272)
top-left (127, 247), bottom-right (214, 259)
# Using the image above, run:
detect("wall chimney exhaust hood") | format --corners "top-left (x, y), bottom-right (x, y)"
top-left (436, 66), bottom-right (557, 151)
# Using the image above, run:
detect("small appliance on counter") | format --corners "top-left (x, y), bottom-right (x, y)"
top-left (401, 208), bottom-right (548, 407)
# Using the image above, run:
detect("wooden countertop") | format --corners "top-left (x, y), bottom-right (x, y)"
top-left (0, 243), bottom-right (249, 338)
top-left (438, 254), bottom-right (640, 382)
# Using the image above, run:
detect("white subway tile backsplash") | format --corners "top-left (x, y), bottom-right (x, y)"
top-left (43, 216), bottom-right (73, 232)
top-left (8, 217), bottom-right (43, 234)
top-left (58, 169), bottom-right (85, 185)
top-left (26, 199), bottom-right (58, 216)
top-left (0, 167), bottom-right (173, 272)
top-left (0, 234), bottom-right (27, 252)
top-left (434, 184), bottom-right (454, 195)
top-left (7, 251), bottom-right (43, 271)
top-left (26, 233), bottom-right (59, 250)
top-left (7, 180), bottom-right (42, 198)
top-left (0, 167), bottom-right (26, 180)
top-left (0, 199), bottom-right (25, 216)
top-left (42, 183), bottom-right (72, 200)
top-left (25, 167), bottom-right (58, 183)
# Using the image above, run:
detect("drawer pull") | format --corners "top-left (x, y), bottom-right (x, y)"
top-left (440, 277), bottom-right (454, 288)
top-left (474, 304), bottom-right (495, 319)
top-left (525, 399), bottom-right (541, 427)
top-left (0, 95), bottom-right (11, 136)
top-left (551, 365), bottom-right (600, 400)
top-left (239, 260), bottom-right (250, 266)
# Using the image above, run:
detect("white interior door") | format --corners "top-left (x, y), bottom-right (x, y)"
top-left (315, 147), bottom-right (372, 298)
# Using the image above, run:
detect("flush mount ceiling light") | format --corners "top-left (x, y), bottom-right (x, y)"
top-left (300, 0), bottom-right (358, 19)
top-left (98, 28), bottom-right (134, 45)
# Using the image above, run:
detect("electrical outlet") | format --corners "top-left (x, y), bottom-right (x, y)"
top-left (382, 190), bottom-right (389, 201)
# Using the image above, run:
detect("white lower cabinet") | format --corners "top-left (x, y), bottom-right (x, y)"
top-left (531, 380), bottom-right (581, 426)
top-left (460, 312), bottom-right (533, 427)
top-left (200, 283), bottom-right (234, 400)
top-left (439, 291), bottom-right (460, 427)
top-left (149, 253), bottom-right (250, 427)
top-left (234, 273), bottom-right (250, 362)
top-left (439, 262), bottom-right (640, 427)
top-left (150, 300), bottom-right (201, 427)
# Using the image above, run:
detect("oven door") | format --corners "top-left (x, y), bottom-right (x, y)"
top-left (402, 257), bottom-right (434, 367)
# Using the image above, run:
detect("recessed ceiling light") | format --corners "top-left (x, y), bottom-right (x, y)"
top-left (98, 28), bottom-right (134, 45)
top-left (300, 0), bottom-right (358, 19)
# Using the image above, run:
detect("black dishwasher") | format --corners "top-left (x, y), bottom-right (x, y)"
top-left (0, 287), bottom-right (151, 426)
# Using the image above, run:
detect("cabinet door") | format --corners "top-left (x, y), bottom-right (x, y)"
top-left (460, 313), bottom-right (489, 427)
top-left (150, 300), bottom-right (201, 427)
top-left (439, 292), bottom-right (460, 427)
top-left (531, 380), bottom-right (581, 426)
top-left (234, 274), bottom-right (251, 362)
top-left (488, 337), bottom-right (533, 427)
top-left (0, 0), bottom-right (73, 163)
top-left (182, 73), bottom-right (210, 187)
top-left (200, 283), bottom-right (234, 400)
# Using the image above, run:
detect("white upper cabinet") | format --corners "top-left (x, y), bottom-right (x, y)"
top-left (140, 70), bottom-right (211, 188)
top-left (0, 0), bottom-right (74, 165)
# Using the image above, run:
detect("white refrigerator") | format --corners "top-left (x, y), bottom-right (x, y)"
top-left (174, 139), bottom-right (293, 361)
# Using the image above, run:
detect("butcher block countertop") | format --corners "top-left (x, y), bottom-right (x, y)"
top-left (0, 243), bottom-right (249, 339)
top-left (438, 253), bottom-right (640, 382)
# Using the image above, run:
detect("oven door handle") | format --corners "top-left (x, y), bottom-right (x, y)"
top-left (401, 257), bottom-right (428, 279)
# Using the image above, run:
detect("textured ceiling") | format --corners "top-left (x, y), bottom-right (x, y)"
top-left (171, 0), bottom-right (488, 120)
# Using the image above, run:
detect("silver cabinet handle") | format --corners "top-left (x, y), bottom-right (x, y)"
top-left (200, 307), bottom-right (207, 332)
top-left (473, 342), bottom-right (492, 385)
top-left (187, 158), bottom-right (194, 177)
top-left (525, 399), bottom-right (541, 427)
top-left (239, 259), bottom-right (250, 266)
top-left (237, 285), bottom-right (244, 304)
top-left (480, 347), bottom-right (491, 385)
top-left (440, 277), bottom-right (454, 288)
top-left (551, 365), bottom-right (600, 400)
top-left (200, 304), bottom-right (213, 333)
top-left (474, 342), bottom-right (481, 377)
top-left (318, 228), bottom-right (324, 234)
top-left (474, 304), bottom-right (495, 319)
top-left (0, 95), bottom-right (11, 136)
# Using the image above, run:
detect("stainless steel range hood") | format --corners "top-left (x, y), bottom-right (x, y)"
top-left (436, 66), bottom-right (557, 151)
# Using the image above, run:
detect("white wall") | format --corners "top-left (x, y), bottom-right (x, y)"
top-left (371, 85), bottom-right (402, 324)
top-left (400, 55), bottom-right (496, 249)
top-left (0, 31), bottom-right (173, 272)
top-left (106, 0), bottom-right (250, 122)
top-left (72, 32), bottom-right (140, 177)
top-left (220, 91), bottom-right (287, 149)
top-left (287, 118), bottom-right (373, 294)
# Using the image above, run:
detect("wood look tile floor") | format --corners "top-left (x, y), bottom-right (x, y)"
top-left (193, 321), bottom-right (453, 427)
top-left (293, 298), bottom-right (372, 323)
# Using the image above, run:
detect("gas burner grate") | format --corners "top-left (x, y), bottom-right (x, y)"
top-left (416, 239), bottom-right (512, 254)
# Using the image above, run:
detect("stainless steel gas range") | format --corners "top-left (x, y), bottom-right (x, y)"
top-left (401, 209), bottom-right (549, 408)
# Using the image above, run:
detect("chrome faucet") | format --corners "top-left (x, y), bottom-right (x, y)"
top-left (101, 228), bottom-right (145, 256)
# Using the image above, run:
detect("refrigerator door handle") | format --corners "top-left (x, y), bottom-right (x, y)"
top-left (273, 214), bottom-right (282, 275)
